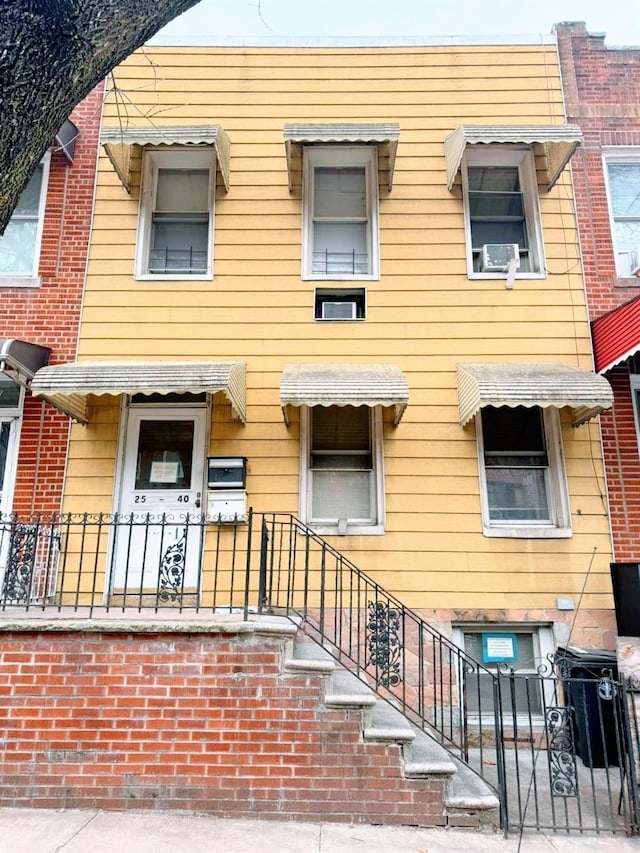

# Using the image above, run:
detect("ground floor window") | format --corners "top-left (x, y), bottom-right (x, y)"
top-left (454, 625), bottom-right (554, 721)
top-left (300, 404), bottom-right (385, 535)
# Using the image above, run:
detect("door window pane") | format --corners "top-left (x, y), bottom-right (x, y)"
top-left (135, 420), bottom-right (194, 490)
top-left (0, 422), bottom-right (10, 500)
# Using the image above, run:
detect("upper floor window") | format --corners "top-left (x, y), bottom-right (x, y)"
top-left (0, 153), bottom-right (50, 283)
top-left (302, 147), bottom-right (379, 280)
top-left (604, 152), bottom-right (640, 277)
top-left (477, 405), bottom-right (570, 538)
top-left (463, 147), bottom-right (545, 279)
top-left (136, 148), bottom-right (215, 280)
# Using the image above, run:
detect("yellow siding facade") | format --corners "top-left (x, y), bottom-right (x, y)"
top-left (64, 40), bottom-right (614, 636)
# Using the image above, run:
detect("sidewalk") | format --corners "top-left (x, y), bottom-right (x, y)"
top-left (1, 809), bottom-right (638, 853)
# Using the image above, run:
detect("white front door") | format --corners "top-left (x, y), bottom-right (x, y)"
top-left (112, 407), bottom-right (207, 601)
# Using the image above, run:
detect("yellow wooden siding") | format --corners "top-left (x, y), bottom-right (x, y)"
top-left (62, 41), bottom-right (613, 610)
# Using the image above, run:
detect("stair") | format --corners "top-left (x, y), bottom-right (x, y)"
top-left (282, 632), bottom-right (500, 830)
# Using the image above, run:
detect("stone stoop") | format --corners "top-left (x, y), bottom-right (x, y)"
top-left (281, 629), bottom-right (500, 831)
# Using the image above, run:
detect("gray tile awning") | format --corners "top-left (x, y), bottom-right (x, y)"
top-left (443, 124), bottom-right (583, 192)
top-left (31, 361), bottom-right (246, 425)
top-left (0, 339), bottom-right (51, 385)
top-left (280, 363), bottom-right (409, 426)
top-left (101, 125), bottom-right (230, 195)
top-left (283, 123), bottom-right (400, 194)
top-left (456, 363), bottom-right (613, 428)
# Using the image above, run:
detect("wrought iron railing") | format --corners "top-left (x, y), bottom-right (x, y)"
top-left (0, 509), bottom-right (638, 833)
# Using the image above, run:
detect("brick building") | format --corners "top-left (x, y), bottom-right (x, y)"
top-left (0, 85), bottom-right (102, 516)
top-left (557, 24), bottom-right (640, 618)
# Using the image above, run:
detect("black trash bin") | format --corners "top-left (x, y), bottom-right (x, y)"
top-left (555, 646), bottom-right (621, 768)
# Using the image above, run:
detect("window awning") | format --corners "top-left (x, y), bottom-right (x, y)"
top-left (592, 294), bottom-right (640, 374)
top-left (443, 125), bottom-right (583, 192)
top-left (55, 119), bottom-right (78, 163)
top-left (280, 363), bottom-right (409, 426)
top-left (456, 363), bottom-right (613, 428)
top-left (0, 339), bottom-right (51, 386)
top-left (101, 125), bottom-right (230, 195)
top-left (283, 123), bottom-right (400, 194)
top-left (31, 361), bottom-right (246, 425)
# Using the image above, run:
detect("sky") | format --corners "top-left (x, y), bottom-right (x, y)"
top-left (151, 0), bottom-right (640, 46)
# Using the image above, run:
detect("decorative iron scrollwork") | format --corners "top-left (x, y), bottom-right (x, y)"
top-left (158, 535), bottom-right (186, 602)
top-left (546, 706), bottom-right (578, 797)
top-left (366, 600), bottom-right (402, 687)
top-left (1, 523), bottom-right (37, 604)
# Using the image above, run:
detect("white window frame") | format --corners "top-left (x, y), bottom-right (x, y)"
top-left (135, 147), bottom-right (215, 281)
top-left (0, 381), bottom-right (25, 515)
top-left (629, 375), bottom-right (640, 457)
top-left (452, 624), bottom-right (555, 726)
top-left (0, 152), bottom-right (50, 288)
top-left (302, 146), bottom-right (380, 281)
top-left (462, 145), bottom-right (545, 280)
top-left (299, 405), bottom-right (385, 535)
top-left (476, 406), bottom-right (571, 538)
top-left (602, 147), bottom-right (640, 278)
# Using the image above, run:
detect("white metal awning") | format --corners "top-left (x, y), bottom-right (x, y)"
top-left (456, 363), bottom-right (613, 428)
top-left (283, 123), bottom-right (400, 194)
top-left (31, 361), bottom-right (246, 425)
top-left (0, 338), bottom-right (51, 386)
top-left (280, 363), bottom-right (409, 426)
top-left (101, 125), bottom-right (230, 195)
top-left (443, 124), bottom-right (583, 192)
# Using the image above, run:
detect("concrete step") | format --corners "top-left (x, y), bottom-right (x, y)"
top-left (363, 699), bottom-right (416, 744)
top-left (403, 729), bottom-right (457, 778)
top-left (284, 639), bottom-right (335, 674)
top-left (325, 668), bottom-right (377, 708)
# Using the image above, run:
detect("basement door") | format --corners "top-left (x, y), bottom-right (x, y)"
top-left (111, 407), bottom-right (207, 602)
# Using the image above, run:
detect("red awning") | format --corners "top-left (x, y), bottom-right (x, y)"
top-left (592, 294), bottom-right (640, 373)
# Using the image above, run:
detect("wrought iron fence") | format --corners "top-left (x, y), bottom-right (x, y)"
top-left (0, 508), bottom-right (638, 834)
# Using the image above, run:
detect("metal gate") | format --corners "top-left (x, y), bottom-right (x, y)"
top-left (474, 660), bottom-right (640, 834)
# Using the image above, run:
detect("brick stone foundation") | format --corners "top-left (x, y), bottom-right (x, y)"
top-left (0, 620), bottom-right (451, 825)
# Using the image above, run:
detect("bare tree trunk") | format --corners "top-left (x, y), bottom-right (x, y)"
top-left (0, 0), bottom-right (203, 233)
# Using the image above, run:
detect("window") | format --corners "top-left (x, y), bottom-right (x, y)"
top-left (0, 154), bottom-right (50, 283)
top-left (0, 378), bottom-right (24, 514)
top-left (604, 151), bottom-right (640, 277)
top-left (136, 149), bottom-right (215, 279)
top-left (476, 405), bottom-right (570, 538)
top-left (300, 404), bottom-right (384, 534)
top-left (314, 287), bottom-right (366, 320)
top-left (302, 147), bottom-right (379, 280)
top-left (453, 625), bottom-right (554, 722)
top-left (463, 146), bottom-right (544, 278)
top-left (630, 375), bottom-right (640, 456)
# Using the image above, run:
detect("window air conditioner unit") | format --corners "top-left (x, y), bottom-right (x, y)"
top-left (321, 301), bottom-right (357, 320)
top-left (630, 245), bottom-right (640, 276)
top-left (480, 243), bottom-right (520, 273)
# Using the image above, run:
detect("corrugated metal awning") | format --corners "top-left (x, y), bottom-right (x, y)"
top-left (443, 125), bottom-right (583, 192)
top-left (0, 339), bottom-right (51, 386)
top-left (283, 123), bottom-right (400, 194)
top-left (457, 363), bottom-right (613, 428)
top-left (280, 363), bottom-right (409, 426)
top-left (101, 125), bottom-right (230, 195)
top-left (592, 294), bottom-right (640, 374)
top-left (31, 361), bottom-right (246, 425)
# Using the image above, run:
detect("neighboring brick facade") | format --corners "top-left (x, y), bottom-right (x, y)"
top-left (4, 85), bottom-right (102, 515)
top-left (556, 23), bottom-right (640, 561)
top-left (0, 626), bottom-right (455, 826)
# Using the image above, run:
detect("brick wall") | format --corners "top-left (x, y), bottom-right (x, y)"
top-left (6, 84), bottom-right (103, 514)
top-left (0, 627), bottom-right (448, 825)
top-left (556, 23), bottom-right (640, 561)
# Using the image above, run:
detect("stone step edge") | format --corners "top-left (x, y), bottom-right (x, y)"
top-left (324, 692), bottom-right (377, 708)
top-left (284, 657), bottom-right (335, 674)
top-left (363, 726), bottom-right (416, 744)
